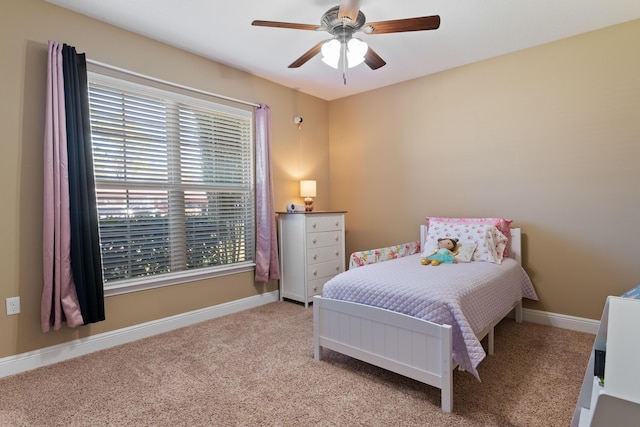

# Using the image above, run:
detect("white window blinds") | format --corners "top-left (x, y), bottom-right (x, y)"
top-left (87, 73), bottom-right (255, 288)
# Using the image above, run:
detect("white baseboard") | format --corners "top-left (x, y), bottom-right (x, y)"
top-left (0, 290), bottom-right (279, 379)
top-left (522, 308), bottom-right (599, 334)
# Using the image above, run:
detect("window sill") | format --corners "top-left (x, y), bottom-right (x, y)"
top-left (103, 262), bottom-right (256, 297)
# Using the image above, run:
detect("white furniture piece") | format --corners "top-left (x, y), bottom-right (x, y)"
top-left (313, 226), bottom-right (525, 413)
top-left (571, 296), bottom-right (640, 427)
top-left (277, 211), bottom-right (346, 308)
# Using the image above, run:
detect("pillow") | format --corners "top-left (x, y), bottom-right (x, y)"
top-left (422, 220), bottom-right (508, 264)
top-left (454, 241), bottom-right (477, 263)
top-left (421, 240), bottom-right (437, 258)
top-left (426, 217), bottom-right (513, 257)
top-left (471, 226), bottom-right (508, 264)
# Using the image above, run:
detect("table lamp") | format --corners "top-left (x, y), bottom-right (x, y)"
top-left (300, 180), bottom-right (316, 212)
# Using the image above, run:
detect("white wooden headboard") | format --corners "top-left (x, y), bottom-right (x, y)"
top-left (419, 225), bottom-right (522, 265)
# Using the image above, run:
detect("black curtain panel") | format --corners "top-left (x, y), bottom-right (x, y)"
top-left (62, 44), bottom-right (105, 324)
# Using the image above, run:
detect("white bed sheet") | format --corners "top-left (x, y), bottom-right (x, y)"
top-left (321, 255), bottom-right (538, 379)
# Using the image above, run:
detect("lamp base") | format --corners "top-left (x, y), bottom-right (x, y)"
top-left (304, 197), bottom-right (314, 212)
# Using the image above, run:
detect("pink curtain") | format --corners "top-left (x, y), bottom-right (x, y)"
top-left (254, 104), bottom-right (280, 283)
top-left (42, 41), bottom-right (84, 332)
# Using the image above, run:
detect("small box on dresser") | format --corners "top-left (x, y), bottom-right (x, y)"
top-left (277, 211), bottom-right (346, 308)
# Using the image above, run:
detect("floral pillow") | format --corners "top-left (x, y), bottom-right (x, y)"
top-left (422, 221), bottom-right (508, 264)
top-left (426, 217), bottom-right (512, 257)
top-left (455, 241), bottom-right (477, 263)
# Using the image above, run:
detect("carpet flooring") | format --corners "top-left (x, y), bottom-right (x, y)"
top-left (0, 301), bottom-right (593, 426)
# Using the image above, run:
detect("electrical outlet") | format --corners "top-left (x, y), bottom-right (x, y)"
top-left (6, 297), bottom-right (20, 315)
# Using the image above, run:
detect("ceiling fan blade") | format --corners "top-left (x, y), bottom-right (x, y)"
top-left (251, 20), bottom-right (323, 31)
top-left (364, 47), bottom-right (386, 70)
top-left (364, 15), bottom-right (441, 34)
top-left (288, 41), bottom-right (326, 68)
top-left (338, 0), bottom-right (362, 23)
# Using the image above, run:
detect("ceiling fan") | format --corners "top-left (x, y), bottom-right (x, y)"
top-left (252, 0), bottom-right (440, 80)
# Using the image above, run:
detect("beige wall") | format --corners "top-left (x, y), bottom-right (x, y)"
top-left (2, 0), bottom-right (638, 361)
top-left (329, 19), bottom-right (640, 321)
top-left (0, 0), bottom-right (329, 358)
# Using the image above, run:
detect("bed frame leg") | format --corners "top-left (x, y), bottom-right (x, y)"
top-left (515, 301), bottom-right (523, 323)
top-left (313, 298), bottom-right (322, 360)
top-left (488, 327), bottom-right (495, 356)
top-left (441, 372), bottom-right (453, 413)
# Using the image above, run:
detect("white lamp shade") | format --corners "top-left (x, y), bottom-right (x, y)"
top-left (321, 39), bottom-right (340, 69)
top-left (300, 180), bottom-right (317, 198)
top-left (321, 38), bottom-right (368, 69)
top-left (347, 38), bottom-right (368, 68)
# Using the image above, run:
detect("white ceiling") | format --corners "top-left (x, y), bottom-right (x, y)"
top-left (47, 0), bottom-right (640, 101)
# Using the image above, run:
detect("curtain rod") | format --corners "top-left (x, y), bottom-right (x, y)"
top-left (86, 59), bottom-right (261, 108)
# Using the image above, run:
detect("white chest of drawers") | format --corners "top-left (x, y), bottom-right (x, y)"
top-left (277, 211), bottom-right (346, 308)
top-left (572, 296), bottom-right (640, 426)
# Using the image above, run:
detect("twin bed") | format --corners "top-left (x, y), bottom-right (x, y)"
top-left (312, 221), bottom-right (538, 412)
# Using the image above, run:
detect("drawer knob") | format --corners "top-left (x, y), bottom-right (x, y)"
top-left (335, 251), bottom-right (339, 256)
top-left (313, 254), bottom-right (317, 260)
top-left (312, 223), bottom-right (317, 228)
top-left (334, 221), bottom-right (339, 227)
top-left (313, 286), bottom-right (318, 292)
top-left (336, 266), bottom-right (340, 271)
top-left (335, 236), bottom-right (339, 241)
top-left (313, 238), bottom-right (317, 244)
top-left (313, 270), bottom-right (318, 276)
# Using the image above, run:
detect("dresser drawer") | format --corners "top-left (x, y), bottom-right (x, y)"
top-left (307, 245), bottom-right (343, 265)
top-left (307, 259), bottom-right (342, 281)
top-left (306, 231), bottom-right (342, 249)
top-left (307, 277), bottom-right (333, 298)
top-left (306, 215), bottom-right (343, 233)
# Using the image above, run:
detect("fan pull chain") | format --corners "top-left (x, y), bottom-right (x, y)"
top-left (342, 39), bottom-right (347, 85)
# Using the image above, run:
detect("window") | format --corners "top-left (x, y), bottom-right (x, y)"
top-left (87, 73), bottom-right (255, 294)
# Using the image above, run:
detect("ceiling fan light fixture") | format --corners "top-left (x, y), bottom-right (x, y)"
top-left (321, 39), bottom-right (341, 69)
top-left (253, 2), bottom-right (441, 72)
top-left (346, 38), bottom-right (367, 68)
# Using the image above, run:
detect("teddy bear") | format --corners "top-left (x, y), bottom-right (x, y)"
top-left (421, 238), bottom-right (459, 266)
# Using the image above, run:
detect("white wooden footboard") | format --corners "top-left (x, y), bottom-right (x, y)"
top-left (313, 295), bottom-right (454, 412)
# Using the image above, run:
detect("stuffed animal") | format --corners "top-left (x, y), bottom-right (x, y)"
top-left (421, 238), bottom-right (459, 266)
